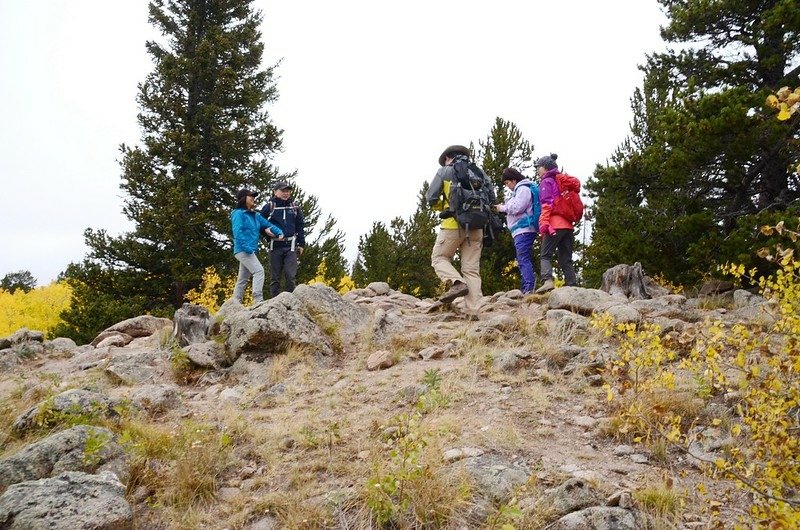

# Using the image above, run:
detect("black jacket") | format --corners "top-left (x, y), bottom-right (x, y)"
top-left (260, 197), bottom-right (305, 248)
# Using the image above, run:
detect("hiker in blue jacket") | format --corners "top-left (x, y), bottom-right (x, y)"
top-left (495, 167), bottom-right (540, 294)
top-left (260, 181), bottom-right (306, 297)
top-left (231, 188), bottom-right (284, 304)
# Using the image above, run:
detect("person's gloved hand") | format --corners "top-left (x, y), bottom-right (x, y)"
top-left (438, 211), bottom-right (454, 219)
top-left (539, 224), bottom-right (555, 236)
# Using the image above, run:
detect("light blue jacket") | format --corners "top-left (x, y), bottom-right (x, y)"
top-left (230, 208), bottom-right (284, 254)
top-left (501, 179), bottom-right (540, 237)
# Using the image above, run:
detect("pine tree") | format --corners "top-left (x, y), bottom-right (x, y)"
top-left (585, 0), bottom-right (800, 286)
top-left (0, 270), bottom-right (36, 294)
top-left (84, 0), bottom-right (286, 305)
top-left (352, 221), bottom-right (396, 287)
top-left (390, 184), bottom-right (440, 297)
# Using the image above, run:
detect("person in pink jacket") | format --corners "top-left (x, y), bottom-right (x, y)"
top-left (534, 153), bottom-right (577, 293)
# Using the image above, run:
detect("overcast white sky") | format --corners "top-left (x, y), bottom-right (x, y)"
top-left (0, 1), bottom-right (667, 285)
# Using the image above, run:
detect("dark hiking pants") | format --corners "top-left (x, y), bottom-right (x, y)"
top-left (540, 228), bottom-right (577, 286)
top-left (269, 246), bottom-right (298, 297)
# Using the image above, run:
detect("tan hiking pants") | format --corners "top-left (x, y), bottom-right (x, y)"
top-left (431, 228), bottom-right (483, 312)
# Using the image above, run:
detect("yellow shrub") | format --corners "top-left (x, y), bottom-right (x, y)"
top-left (185, 266), bottom-right (249, 312)
top-left (0, 282), bottom-right (72, 337)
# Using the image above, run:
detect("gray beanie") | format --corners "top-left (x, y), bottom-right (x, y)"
top-left (534, 153), bottom-right (559, 170)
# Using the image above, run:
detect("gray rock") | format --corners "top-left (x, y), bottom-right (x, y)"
top-left (91, 331), bottom-right (133, 348)
top-left (733, 289), bottom-right (764, 308)
top-left (549, 287), bottom-right (618, 315)
top-left (104, 348), bottom-right (163, 384)
top-left (461, 455), bottom-right (529, 503)
top-left (103, 314), bottom-right (173, 339)
top-left (367, 350), bottom-right (395, 371)
top-left (13, 389), bottom-right (120, 436)
top-left (492, 351), bottom-right (521, 373)
top-left (698, 279), bottom-right (734, 297)
top-left (528, 478), bottom-right (602, 518)
top-left (185, 340), bottom-right (233, 368)
top-left (0, 471), bottom-right (132, 529)
top-left (546, 310), bottom-right (590, 337)
top-left (549, 506), bottom-right (639, 530)
top-left (0, 349), bottom-right (21, 371)
top-left (46, 337), bottom-right (78, 353)
top-left (366, 282), bottom-right (391, 295)
top-left (8, 328), bottom-right (45, 345)
top-left (292, 283), bottom-right (372, 339)
top-left (131, 384), bottom-right (180, 414)
top-left (601, 304), bottom-right (642, 324)
top-left (0, 426), bottom-right (128, 488)
top-left (223, 292), bottom-right (335, 361)
top-left (96, 334), bottom-right (131, 349)
top-left (16, 343), bottom-right (46, 361)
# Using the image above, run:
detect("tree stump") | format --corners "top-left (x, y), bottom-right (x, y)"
top-left (600, 262), bottom-right (650, 300)
top-left (172, 303), bottom-right (211, 346)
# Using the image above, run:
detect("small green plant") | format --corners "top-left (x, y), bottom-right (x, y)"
top-left (298, 425), bottom-right (319, 449)
top-left (33, 399), bottom-right (109, 433)
top-left (169, 345), bottom-right (192, 384)
top-left (486, 500), bottom-right (523, 530)
top-left (83, 427), bottom-right (112, 467)
top-left (421, 368), bottom-right (442, 390)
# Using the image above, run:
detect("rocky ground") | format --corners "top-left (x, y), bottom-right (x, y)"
top-left (0, 278), bottom-right (766, 529)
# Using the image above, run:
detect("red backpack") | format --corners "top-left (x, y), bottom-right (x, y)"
top-left (551, 173), bottom-right (584, 223)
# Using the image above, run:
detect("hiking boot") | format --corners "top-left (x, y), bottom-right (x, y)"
top-left (534, 280), bottom-right (555, 294)
top-left (439, 281), bottom-right (469, 303)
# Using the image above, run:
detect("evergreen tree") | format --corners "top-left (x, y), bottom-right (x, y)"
top-left (475, 117), bottom-right (535, 294)
top-left (585, 0), bottom-right (800, 286)
top-left (352, 221), bottom-right (396, 287)
top-left (0, 270), bottom-right (36, 293)
top-left (58, 0), bottom-right (343, 339)
top-left (390, 184), bottom-right (440, 297)
top-left (83, 0), bottom-right (285, 306)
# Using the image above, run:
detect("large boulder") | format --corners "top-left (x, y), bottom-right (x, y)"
top-left (104, 347), bottom-right (166, 385)
top-left (0, 471), bottom-right (132, 529)
top-left (91, 315), bottom-right (172, 346)
top-left (12, 389), bottom-right (120, 436)
top-left (0, 426), bottom-right (128, 488)
top-left (222, 292), bottom-right (336, 361)
top-left (185, 340), bottom-right (234, 368)
top-left (548, 287), bottom-right (621, 316)
top-left (292, 284), bottom-right (371, 340)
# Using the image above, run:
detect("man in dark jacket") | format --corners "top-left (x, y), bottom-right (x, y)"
top-left (261, 181), bottom-right (306, 297)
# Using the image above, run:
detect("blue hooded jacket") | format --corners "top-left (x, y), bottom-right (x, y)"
top-left (230, 208), bottom-right (283, 254)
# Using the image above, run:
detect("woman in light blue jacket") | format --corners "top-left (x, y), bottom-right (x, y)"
top-left (231, 188), bottom-right (284, 304)
top-left (495, 168), bottom-right (540, 294)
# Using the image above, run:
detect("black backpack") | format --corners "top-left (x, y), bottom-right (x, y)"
top-left (447, 157), bottom-right (492, 231)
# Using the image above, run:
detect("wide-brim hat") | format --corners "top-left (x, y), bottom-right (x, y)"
top-left (438, 145), bottom-right (471, 166)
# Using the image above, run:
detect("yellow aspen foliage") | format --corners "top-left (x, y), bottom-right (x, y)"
top-left (0, 282), bottom-right (72, 337)
top-left (307, 260), bottom-right (354, 294)
top-left (596, 219), bottom-right (800, 526)
top-left (184, 266), bottom-right (250, 312)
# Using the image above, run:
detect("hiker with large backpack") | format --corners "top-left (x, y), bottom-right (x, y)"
top-left (260, 181), bottom-right (306, 297)
top-left (425, 144), bottom-right (496, 317)
top-left (494, 167), bottom-right (541, 294)
top-left (534, 153), bottom-right (580, 293)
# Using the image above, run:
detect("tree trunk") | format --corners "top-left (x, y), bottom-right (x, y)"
top-left (600, 262), bottom-right (650, 300)
top-left (173, 303), bottom-right (211, 346)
